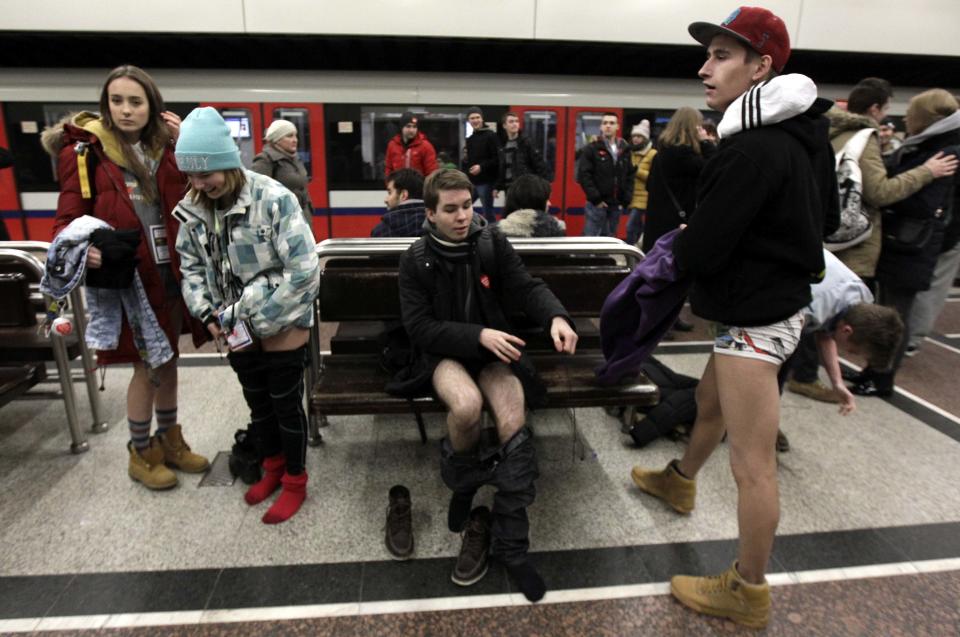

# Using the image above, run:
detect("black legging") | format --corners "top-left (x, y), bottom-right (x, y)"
top-left (228, 346), bottom-right (309, 475)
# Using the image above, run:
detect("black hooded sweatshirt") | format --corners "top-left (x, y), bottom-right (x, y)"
top-left (673, 103), bottom-right (833, 327)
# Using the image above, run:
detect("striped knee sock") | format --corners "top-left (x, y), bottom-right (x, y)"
top-left (155, 407), bottom-right (177, 436)
top-left (129, 417), bottom-right (152, 451)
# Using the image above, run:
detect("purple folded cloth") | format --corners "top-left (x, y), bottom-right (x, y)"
top-left (596, 229), bottom-right (691, 385)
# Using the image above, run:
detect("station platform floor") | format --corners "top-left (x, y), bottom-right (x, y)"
top-left (1, 299), bottom-right (959, 635)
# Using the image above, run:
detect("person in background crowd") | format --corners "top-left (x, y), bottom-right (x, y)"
top-left (395, 169), bottom-right (577, 602)
top-left (625, 119), bottom-right (657, 246)
top-left (384, 111), bottom-right (438, 178)
top-left (578, 112), bottom-right (634, 237)
top-left (790, 78), bottom-right (955, 404)
top-left (701, 119), bottom-right (719, 143)
top-left (643, 107), bottom-right (715, 254)
top-left (879, 119), bottom-right (901, 155)
top-left (497, 174), bottom-right (566, 238)
top-left (252, 120), bottom-right (314, 228)
top-left (854, 89), bottom-right (960, 396)
top-left (0, 146), bottom-right (12, 240)
top-left (495, 112), bottom-right (548, 198)
top-left (371, 168), bottom-right (426, 237)
top-left (44, 65), bottom-right (209, 490)
top-left (437, 151), bottom-right (457, 170)
top-left (462, 107), bottom-right (500, 223)
top-left (631, 7), bottom-right (834, 627)
top-left (174, 107), bottom-right (320, 524)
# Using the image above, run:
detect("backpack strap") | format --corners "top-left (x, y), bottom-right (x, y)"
top-left (475, 228), bottom-right (499, 280)
top-left (836, 127), bottom-right (876, 167)
top-left (411, 238), bottom-right (434, 294)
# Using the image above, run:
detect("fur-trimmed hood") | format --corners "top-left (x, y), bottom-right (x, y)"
top-left (825, 106), bottom-right (878, 141)
top-left (41, 111), bottom-right (158, 169)
top-left (496, 209), bottom-right (566, 238)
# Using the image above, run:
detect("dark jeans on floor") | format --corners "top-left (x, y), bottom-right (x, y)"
top-left (872, 283), bottom-right (917, 391)
top-left (475, 183), bottom-right (496, 224)
top-left (228, 346), bottom-right (309, 474)
top-left (583, 202), bottom-right (622, 237)
top-left (777, 330), bottom-right (820, 392)
top-left (441, 428), bottom-right (539, 565)
top-left (625, 207), bottom-right (645, 246)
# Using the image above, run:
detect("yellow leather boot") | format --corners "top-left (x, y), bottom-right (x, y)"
top-left (670, 562), bottom-right (771, 629)
top-left (128, 439), bottom-right (178, 490)
top-left (157, 425), bottom-right (210, 473)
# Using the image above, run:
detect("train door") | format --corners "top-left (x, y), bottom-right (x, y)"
top-left (263, 103), bottom-right (329, 240)
top-left (507, 106), bottom-right (566, 223)
top-left (563, 107), bottom-right (625, 237)
top-left (200, 103), bottom-right (263, 169)
top-left (0, 106), bottom-right (22, 239)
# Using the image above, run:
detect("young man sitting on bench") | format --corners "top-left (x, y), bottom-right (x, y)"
top-left (396, 168), bottom-right (578, 601)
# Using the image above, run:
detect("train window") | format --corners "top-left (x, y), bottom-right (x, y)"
top-left (575, 112), bottom-right (606, 154)
top-left (269, 108), bottom-right (311, 175)
top-left (360, 107), bottom-right (465, 181)
top-left (522, 111), bottom-right (558, 182)
top-left (218, 108), bottom-right (254, 168)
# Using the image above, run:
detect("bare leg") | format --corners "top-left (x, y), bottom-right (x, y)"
top-left (477, 362), bottom-right (525, 443)
top-left (433, 359), bottom-right (483, 452)
top-left (677, 354), bottom-right (726, 479)
top-left (127, 303), bottom-right (182, 424)
top-left (714, 354), bottom-right (782, 584)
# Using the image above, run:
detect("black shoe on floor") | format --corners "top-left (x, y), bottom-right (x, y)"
top-left (448, 490), bottom-right (476, 532)
top-left (848, 379), bottom-right (892, 398)
top-left (385, 485), bottom-right (414, 560)
top-left (673, 317), bottom-right (695, 332)
top-left (841, 367), bottom-right (870, 383)
top-left (506, 560), bottom-right (547, 602)
top-left (452, 506), bottom-right (491, 586)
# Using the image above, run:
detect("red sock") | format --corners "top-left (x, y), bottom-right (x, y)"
top-left (263, 471), bottom-right (308, 524)
top-left (244, 454), bottom-right (285, 505)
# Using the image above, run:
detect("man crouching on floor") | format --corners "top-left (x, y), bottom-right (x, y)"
top-left (396, 168), bottom-right (578, 601)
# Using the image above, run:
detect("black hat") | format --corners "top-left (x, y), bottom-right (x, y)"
top-left (467, 106), bottom-right (483, 118)
top-left (400, 111), bottom-right (418, 127)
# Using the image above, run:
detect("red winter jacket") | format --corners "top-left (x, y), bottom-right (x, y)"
top-left (384, 132), bottom-right (439, 178)
top-left (44, 112), bottom-right (207, 365)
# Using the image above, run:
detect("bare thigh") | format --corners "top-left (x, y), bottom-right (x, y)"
top-left (477, 362), bottom-right (525, 441)
top-left (432, 359), bottom-right (483, 425)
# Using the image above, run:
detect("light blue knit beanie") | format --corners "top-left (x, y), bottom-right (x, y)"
top-left (175, 107), bottom-right (242, 172)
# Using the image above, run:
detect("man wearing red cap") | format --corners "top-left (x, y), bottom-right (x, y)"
top-left (629, 6), bottom-right (836, 628)
top-left (384, 111), bottom-right (439, 178)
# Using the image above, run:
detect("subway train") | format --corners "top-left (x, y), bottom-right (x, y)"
top-left (0, 68), bottom-right (907, 242)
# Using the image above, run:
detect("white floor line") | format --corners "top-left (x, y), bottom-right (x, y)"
top-left (838, 356), bottom-right (960, 428)
top-left (2, 560), bottom-right (957, 633)
top-left (944, 333), bottom-right (960, 339)
top-left (926, 336), bottom-right (960, 356)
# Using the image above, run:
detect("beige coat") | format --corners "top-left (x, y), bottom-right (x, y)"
top-left (827, 107), bottom-right (934, 278)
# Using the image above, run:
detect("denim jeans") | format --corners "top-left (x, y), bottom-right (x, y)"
top-left (625, 207), bottom-right (645, 246)
top-left (474, 183), bottom-right (496, 224)
top-left (583, 201), bottom-right (622, 237)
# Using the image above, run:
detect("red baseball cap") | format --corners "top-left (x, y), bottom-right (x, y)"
top-left (689, 6), bottom-right (791, 72)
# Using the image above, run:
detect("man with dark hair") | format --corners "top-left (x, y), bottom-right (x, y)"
top-left (578, 112), bottom-right (633, 237)
top-left (796, 78), bottom-right (957, 399)
top-left (384, 111), bottom-right (438, 178)
top-left (629, 6), bottom-right (836, 627)
top-left (395, 168), bottom-right (578, 602)
top-left (495, 112), bottom-right (548, 197)
top-left (371, 168), bottom-right (426, 237)
top-left (462, 107), bottom-right (500, 224)
top-left (498, 174), bottom-right (566, 237)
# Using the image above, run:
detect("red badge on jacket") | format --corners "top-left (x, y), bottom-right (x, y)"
top-left (480, 274), bottom-right (491, 289)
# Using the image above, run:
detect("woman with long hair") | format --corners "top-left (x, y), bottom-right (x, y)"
top-left (642, 107), bottom-right (715, 253)
top-left (174, 107), bottom-right (320, 524)
top-left (44, 65), bottom-right (209, 489)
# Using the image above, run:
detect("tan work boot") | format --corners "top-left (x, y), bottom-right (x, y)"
top-left (787, 379), bottom-right (838, 403)
top-left (631, 459), bottom-right (696, 513)
top-left (128, 440), bottom-right (178, 490)
top-left (158, 425), bottom-right (210, 473)
top-left (670, 561), bottom-right (771, 629)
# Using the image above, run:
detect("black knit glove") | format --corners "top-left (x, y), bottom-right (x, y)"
top-left (85, 229), bottom-right (141, 289)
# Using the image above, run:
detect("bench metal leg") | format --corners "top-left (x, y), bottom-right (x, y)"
top-left (415, 411), bottom-right (427, 444)
top-left (621, 405), bottom-right (637, 435)
top-left (566, 407), bottom-right (586, 462)
top-left (51, 332), bottom-right (89, 454)
top-left (69, 291), bottom-right (107, 433)
top-left (308, 413), bottom-right (326, 447)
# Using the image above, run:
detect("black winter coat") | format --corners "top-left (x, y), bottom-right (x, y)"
top-left (876, 130), bottom-right (960, 292)
top-left (643, 143), bottom-right (715, 253)
top-left (578, 138), bottom-right (634, 207)
top-left (673, 113), bottom-right (830, 326)
top-left (462, 128), bottom-right (500, 185)
top-left (495, 135), bottom-right (548, 190)
top-left (396, 226), bottom-right (573, 404)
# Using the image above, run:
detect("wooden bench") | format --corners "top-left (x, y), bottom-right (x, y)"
top-left (0, 243), bottom-right (109, 453)
top-left (307, 238), bottom-right (659, 453)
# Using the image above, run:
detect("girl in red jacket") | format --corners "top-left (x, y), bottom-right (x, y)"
top-left (44, 65), bottom-right (209, 490)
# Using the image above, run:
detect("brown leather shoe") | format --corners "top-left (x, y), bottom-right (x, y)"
top-left (128, 440), bottom-right (178, 490)
top-left (158, 425), bottom-right (210, 473)
top-left (787, 379), bottom-right (839, 403)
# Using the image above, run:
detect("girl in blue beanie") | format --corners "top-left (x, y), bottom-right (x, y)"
top-left (173, 107), bottom-right (320, 524)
